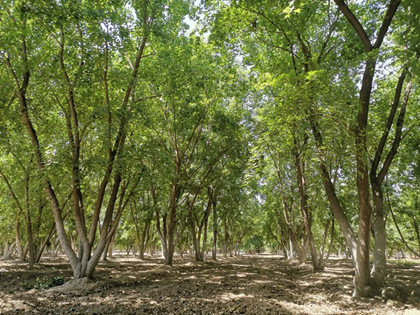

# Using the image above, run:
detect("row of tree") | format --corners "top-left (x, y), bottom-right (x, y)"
top-left (1, 0), bottom-right (419, 298)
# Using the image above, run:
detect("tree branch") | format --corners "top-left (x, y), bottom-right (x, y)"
top-left (333, 0), bottom-right (372, 51)
top-left (373, 0), bottom-right (401, 49)
top-left (371, 66), bottom-right (408, 175)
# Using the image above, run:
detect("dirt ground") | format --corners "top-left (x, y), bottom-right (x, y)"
top-left (0, 254), bottom-right (419, 314)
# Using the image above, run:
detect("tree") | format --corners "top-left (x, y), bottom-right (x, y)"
top-left (0, 0), bottom-right (188, 278)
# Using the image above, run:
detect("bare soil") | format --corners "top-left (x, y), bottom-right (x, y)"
top-left (1, 254), bottom-right (419, 314)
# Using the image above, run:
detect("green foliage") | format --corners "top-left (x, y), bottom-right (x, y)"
top-left (1, 0), bottom-right (419, 269)
top-left (20, 276), bottom-right (65, 290)
top-left (243, 235), bottom-right (265, 254)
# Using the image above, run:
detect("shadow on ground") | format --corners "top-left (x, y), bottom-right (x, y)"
top-left (1, 255), bottom-right (419, 314)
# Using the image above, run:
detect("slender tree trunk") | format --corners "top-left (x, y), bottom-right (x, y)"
top-left (35, 220), bottom-right (57, 263)
top-left (190, 218), bottom-right (202, 261)
top-left (273, 167), bottom-right (304, 263)
top-left (388, 194), bottom-right (420, 258)
top-left (370, 68), bottom-right (413, 289)
top-left (156, 210), bottom-right (168, 261)
top-left (103, 232), bottom-right (116, 261)
top-left (199, 189), bottom-right (214, 261)
top-left (414, 216), bottom-right (420, 253)
top-left (370, 180), bottom-right (386, 288)
top-left (414, 197), bottom-right (420, 252)
top-left (326, 218), bottom-right (335, 260)
top-left (200, 211), bottom-right (210, 261)
top-left (15, 219), bottom-right (25, 261)
top-left (103, 188), bottom-right (130, 261)
top-left (3, 241), bottom-right (10, 260)
top-left (282, 200), bottom-right (303, 262)
top-left (355, 56), bottom-right (376, 295)
top-left (165, 182), bottom-right (178, 266)
top-left (354, 66), bottom-right (375, 297)
top-left (278, 222), bottom-right (289, 258)
top-left (24, 174), bottom-right (34, 268)
top-left (319, 218), bottom-right (331, 266)
top-left (212, 199), bottom-right (218, 260)
top-left (139, 221), bottom-right (151, 260)
top-left (309, 114), bottom-right (358, 261)
top-left (190, 187), bottom-right (214, 262)
top-left (131, 204), bottom-right (142, 258)
top-left (85, 172), bottom-right (125, 278)
top-left (223, 221), bottom-right (229, 258)
top-left (293, 137), bottom-right (322, 271)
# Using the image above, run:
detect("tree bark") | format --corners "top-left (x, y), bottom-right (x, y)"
top-left (326, 218), bottom-right (335, 260)
top-left (223, 220), bottom-right (229, 258)
top-left (293, 135), bottom-right (323, 271)
top-left (190, 187), bottom-right (214, 262)
top-left (165, 179), bottom-right (179, 266)
top-left (212, 197), bottom-right (218, 260)
top-left (319, 218), bottom-right (331, 266)
top-left (24, 172), bottom-right (34, 268)
top-left (139, 221), bottom-right (151, 260)
top-left (334, 0), bottom-right (401, 298)
top-left (309, 115), bottom-right (357, 260)
top-left (14, 220), bottom-right (24, 261)
top-left (414, 197), bottom-right (420, 252)
top-left (370, 68), bottom-right (413, 288)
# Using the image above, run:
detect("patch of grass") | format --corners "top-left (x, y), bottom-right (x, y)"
top-left (20, 276), bottom-right (65, 290)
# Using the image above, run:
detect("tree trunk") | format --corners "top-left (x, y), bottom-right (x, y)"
top-left (191, 217), bottom-right (202, 262)
top-left (200, 212), bottom-right (210, 261)
top-left (156, 210), bottom-right (168, 261)
top-left (212, 199), bottom-right (217, 260)
top-left (15, 219), bottom-right (25, 261)
top-left (309, 114), bottom-right (358, 259)
top-left (3, 241), bottom-right (11, 260)
top-left (326, 219), bottom-right (335, 260)
top-left (293, 137), bottom-right (323, 271)
top-left (333, 0), bottom-right (400, 298)
top-left (163, 173), bottom-right (180, 266)
top-left (414, 197), bottom-right (420, 252)
top-left (282, 200), bottom-right (304, 263)
top-left (24, 174), bottom-right (35, 268)
top-left (165, 235), bottom-right (175, 266)
top-left (165, 207), bottom-right (176, 266)
top-left (370, 180), bottom-right (386, 288)
top-left (370, 68), bottom-right (413, 290)
top-left (190, 187), bottom-right (214, 262)
top-left (388, 193), bottom-right (420, 258)
top-left (223, 220), bottom-right (229, 258)
top-left (35, 220), bottom-right (57, 263)
top-left (6, 9), bottom-right (152, 280)
top-left (319, 218), bottom-right (331, 267)
top-left (274, 167), bottom-right (304, 263)
top-left (139, 221), bottom-right (151, 260)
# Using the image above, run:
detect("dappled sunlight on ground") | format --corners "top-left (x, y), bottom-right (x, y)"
top-left (0, 254), bottom-right (419, 314)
